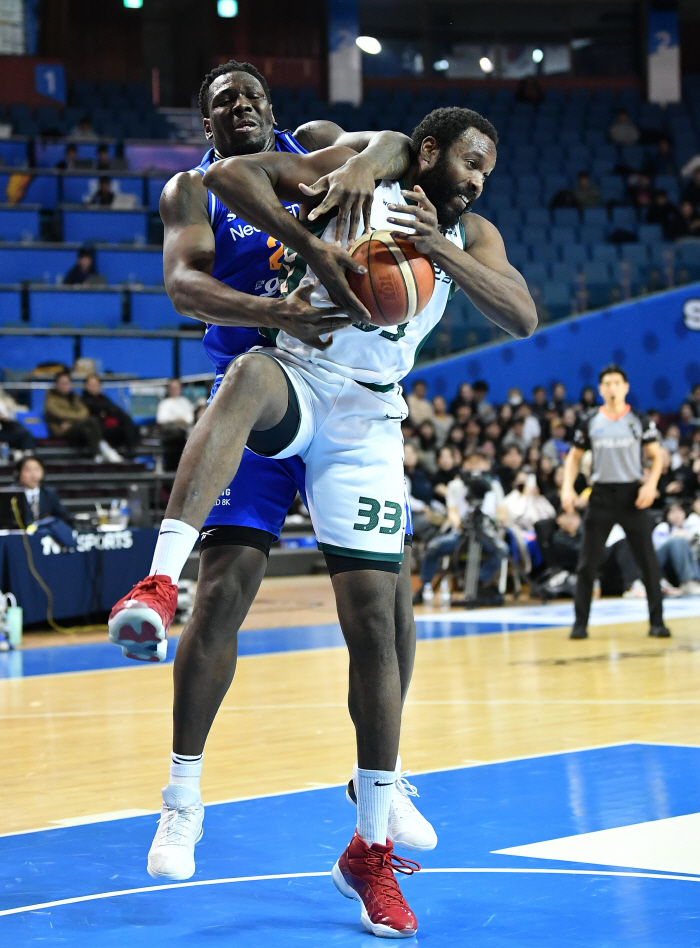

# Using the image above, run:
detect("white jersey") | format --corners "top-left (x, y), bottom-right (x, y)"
top-left (276, 180), bottom-right (465, 388)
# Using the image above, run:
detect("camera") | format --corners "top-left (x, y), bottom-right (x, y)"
top-left (458, 470), bottom-right (491, 502)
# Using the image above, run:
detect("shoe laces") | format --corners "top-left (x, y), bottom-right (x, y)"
top-left (136, 574), bottom-right (174, 596)
top-left (395, 771), bottom-right (419, 799)
top-left (157, 803), bottom-right (200, 843)
top-left (363, 847), bottom-right (421, 906)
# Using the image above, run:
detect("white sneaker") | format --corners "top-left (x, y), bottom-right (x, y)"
top-left (347, 763), bottom-right (438, 853)
top-left (147, 784), bottom-right (204, 881)
top-left (622, 579), bottom-right (646, 599)
top-left (681, 580), bottom-right (700, 596)
top-left (99, 440), bottom-right (123, 463)
top-left (660, 578), bottom-right (683, 598)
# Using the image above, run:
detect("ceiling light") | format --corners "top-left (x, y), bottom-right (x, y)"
top-left (123, 0), bottom-right (142, 7)
top-left (356, 36), bottom-right (382, 55)
top-left (433, 59), bottom-right (449, 71)
top-left (217, 0), bottom-right (238, 17)
top-left (532, 48), bottom-right (544, 63)
top-left (479, 57), bottom-right (494, 74)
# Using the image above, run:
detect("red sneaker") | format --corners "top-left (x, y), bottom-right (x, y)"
top-left (332, 829), bottom-right (420, 938)
top-left (108, 575), bottom-right (178, 662)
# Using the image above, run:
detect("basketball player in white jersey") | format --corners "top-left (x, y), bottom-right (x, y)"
top-left (112, 108), bottom-right (537, 937)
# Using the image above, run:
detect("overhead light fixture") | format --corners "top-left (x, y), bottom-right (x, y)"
top-left (532, 48), bottom-right (544, 63)
top-left (479, 57), bottom-right (494, 74)
top-left (433, 59), bottom-right (449, 72)
top-left (123, 0), bottom-right (142, 8)
top-left (217, 0), bottom-right (238, 16)
top-left (356, 36), bottom-right (382, 55)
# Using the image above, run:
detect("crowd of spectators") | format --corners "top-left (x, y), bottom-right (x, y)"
top-left (405, 378), bottom-right (700, 603)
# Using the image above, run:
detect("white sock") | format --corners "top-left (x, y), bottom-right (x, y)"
top-left (149, 519), bottom-right (199, 584)
top-left (356, 767), bottom-right (395, 846)
top-left (168, 751), bottom-right (203, 793)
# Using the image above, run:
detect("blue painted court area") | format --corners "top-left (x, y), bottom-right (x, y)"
top-left (2, 743), bottom-right (700, 946)
top-left (0, 619), bottom-right (550, 678)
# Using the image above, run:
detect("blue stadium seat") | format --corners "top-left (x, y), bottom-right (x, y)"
top-left (550, 262), bottom-right (578, 284)
top-left (147, 177), bottom-right (169, 211)
top-left (676, 242), bottom-right (700, 267)
top-left (620, 145), bottom-right (644, 170)
top-left (29, 288), bottom-right (123, 328)
top-left (521, 226), bottom-right (547, 246)
top-left (621, 243), bottom-right (649, 265)
top-left (523, 208), bottom-right (550, 227)
top-left (591, 244), bottom-right (619, 263)
top-left (0, 286), bottom-right (22, 326)
top-left (62, 208), bottom-right (148, 243)
top-left (0, 205), bottom-right (40, 241)
top-left (637, 223), bottom-right (663, 244)
top-left (549, 226), bottom-right (577, 246)
top-left (82, 337), bottom-right (173, 378)
top-left (0, 140), bottom-right (28, 167)
top-left (543, 176), bottom-right (569, 203)
top-left (522, 262), bottom-right (548, 286)
top-left (0, 173), bottom-right (59, 209)
top-left (649, 243), bottom-right (675, 267)
top-left (130, 289), bottom-right (181, 328)
top-left (582, 262), bottom-right (613, 307)
top-left (552, 207), bottom-right (580, 227)
top-left (180, 339), bottom-right (215, 376)
top-left (541, 280), bottom-right (571, 321)
top-left (0, 246), bottom-right (77, 283)
top-left (506, 244), bottom-right (528, 269)
top-left (582, 207), bottom-right (608, 227)
top-left (600, 176), bottom-right (625, 202)
top-left (97, 249), bottom-right (163, 285)
top-left (561, 244), bottom-right (589, 267)
top-left (0, 335), bottom-right (74, 373)
top-left (579, 224), bottom-right (606, 244)
top-left (532, 244), bottom-right (559, 264)
top-left (493, 209), bottom-right (522, 229)
top-left (611, 206), bottom-right (637, 230)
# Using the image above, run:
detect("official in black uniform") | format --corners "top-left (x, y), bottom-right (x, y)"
top-left (561, 364), bottom-right (669, 640)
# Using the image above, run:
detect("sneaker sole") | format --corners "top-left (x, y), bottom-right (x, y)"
top-left (346, 787), bottom-right (437, 852)
top-left (331, 861), bottom-right (416, 939)
top-left (109, 605), bottom-right (167, 662)
top-left (146, 827), bottom-right (203, 881)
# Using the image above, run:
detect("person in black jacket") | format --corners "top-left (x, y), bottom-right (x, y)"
top-left (63, 249), bottom-right (97, 285)
top-left (82, 375), bottom-right (139, 454)
top-left (13, 456), bottom-right (73, 526)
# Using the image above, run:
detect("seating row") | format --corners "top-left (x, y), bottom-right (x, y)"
top-left (0, 206), bottom-right (152, 243)
top-left (0, 286), bottom-right (187, 329)
top-left (0, 245), bottom-right (163, 285)
top-left (0, 171), bottom-right (168, 210)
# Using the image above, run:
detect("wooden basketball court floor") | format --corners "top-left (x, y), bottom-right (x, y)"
top-left (2, 576), bottom-right (700, 946)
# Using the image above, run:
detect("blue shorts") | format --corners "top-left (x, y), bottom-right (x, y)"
top-left (201, 370), bottom-right (307, 541)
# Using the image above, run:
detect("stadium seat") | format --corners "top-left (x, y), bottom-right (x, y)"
top-left (0, 246), bottom-right (76, 284)
top-left (637, 223), bottom-right (663, 244)
top-left (130, 289), bottom-right (181, 328)
top-left (29, 288), bottom-right (123, 328)
top-left (611, 206), bottom-right (637, 230)
top-left (0, 335), bottom-right (74, 373)
top-left (561, 243), bottom-right (589, 267)
top-left (522, 262), bottom-right (548, 287)
top-left (621, 244), bottom-right (649, 265)
top-left (579, 224), bottom-right (606, 245)
top-left (0, 173), bottom-right (58, 209)
top-left (582, 262), bottom-right (613, 307)
top-left (541, 280), bottom-right (571, 321)
top-left (0, 286), bottom-right (22, 326)
top-left (552, 207), bottom-right (580, 228)
top-left (550, 262), bottom-right (578, 284)
top-left (591, 244), bottom-right (619, 263)
top-left (0, 140), bottom-right (29, 167)
top-left (97, 249), bottom-right (163, 285)
top-left (147, 177), bottom-right (169, 211)
top-left (62, 207), bottom-right (148, 243)
top-left (549, 226), bottom-right (577, 247)
top-left (521, 226), bottom-right (547, 246)
top-left (82, 337), bottom-right (173, 378)
top-left (524, 208), bottom-right (551, 227)
top-left (180, 338), bottom-right (215, 376)
top-left (582, 207), bottom-right (608, 227)
top-left (0, 205), bottom-right (40, 241)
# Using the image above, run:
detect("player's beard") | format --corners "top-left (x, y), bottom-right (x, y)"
top-left (418, 152), bottom-right (474, 230)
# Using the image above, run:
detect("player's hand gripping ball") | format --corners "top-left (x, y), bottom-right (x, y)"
top-left (346, 230), bottom-right (435, 327)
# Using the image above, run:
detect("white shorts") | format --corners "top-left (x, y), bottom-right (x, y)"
top-left (250, 348), bottom-right (408, 563)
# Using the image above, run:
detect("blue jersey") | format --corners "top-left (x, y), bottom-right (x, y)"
top-left (192, 130), bottom-right (307, 373)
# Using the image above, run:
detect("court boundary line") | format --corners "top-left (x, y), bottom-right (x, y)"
top-left (2, 865), bottom-right (700, 919)
top-left (0, 740), bottom-right (665, 840)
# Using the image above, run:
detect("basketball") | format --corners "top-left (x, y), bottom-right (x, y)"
top-left (346, 229), bottom-right (435, 328)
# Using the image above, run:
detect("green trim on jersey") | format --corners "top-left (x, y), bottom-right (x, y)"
top-left (317, 541), bottom-right (404, 563)
top-left (358, 380), bottom-right (397, 393)
top-left (448, 219), bottom-right (468, 301)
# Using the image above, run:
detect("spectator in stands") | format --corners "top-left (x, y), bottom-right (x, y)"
top-left (404, 441), bottom-right (433, 506)
top-left (97, 145), bottom-right (113, 170)
top-left (13, 456), bottom-right (73, 527)
top-left (628, 173), bottom-right (653, 211)
top-left (63, 248), bottom-right (97, 285)
top-left (453, 403), bottom-right (473, 427)
top-left (495, 444), bottom-right (523, 495)
top-left (609, 108), bottom-right (640, 146)
top-left (548, 509), bottom-right (583, 574)
top-left (573, 172), bottom-right (601, 210)
top-left (536, 454), bottom-right (557, 496)
top-left (516, 401), bottom-right (541, 447)
top-left (406, 379), bottom-right (434, 426)
top-left (531, 385), bottom-right (548, 422)
top-left (483, 419), bottom-right (502, 446)
top-left (432, 445), bottom-right (459, 502)
top-left (497, 402), bottom-right (513, 430)
top-left (82, 375), bottom-right (138, 455)
top-left (578, 386), bottom-right (598, 416)
top-left (549, 382), bottom-right (569, 414)
top-left (681, 167), bottom-right (700, 211)
top-left (507, 387), bottom-right (524, 408)
top-left (0, 387), bottom-right (35, 454)
top-left (562, 406), bottom-right (578, 442)
top-left (646, 190), bottom-right (684, 241)
top-left (416, 420), bottom-right (438, 475)
top-left (473, 380), bottom-right (496, 423)
top-left (516, 76), bottom-right (544, 105)
top-left (679, 402), bottom-right (697, 438)
top-left (524, 445), bottom-right (541, 473)
top-left (55, 143), bottom-right (80, 170)
top-left (685, 495), bottom-right (700, 544)
top-left (156, 378), bottom-right (194, 471)
top-left (676, 201), bottom-right (700, 240)
top-left (652, 503), bottom-right (700, 595)
top-left (542, 418), bottom-right (570, 465)
top-left (44, 371), bottom-right (121, 463)
top-left (90, 177), bottom-right (116, 207)
top-left (71, 117), bottom-right (99, 140)
top-left (431, 396), bottom-right (453, 447)
top-left (501, 417), bottom-right (528, 456)
top-left (644, 138), bottom-right (675, 176)
top-left (685, 385), bottom-right (700, 419)
top-left (446, 424), bottom-right (467, 455)
top-left (449, 382), bottom-right (474, 416)
top-left (464, 417), bottom-right (482, 453)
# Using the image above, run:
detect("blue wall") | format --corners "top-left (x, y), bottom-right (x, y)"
top-left (404, 283), bottom-right (700, 413)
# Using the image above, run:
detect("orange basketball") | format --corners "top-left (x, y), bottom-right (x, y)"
top-left (346, 230), bottom-right (435, 328)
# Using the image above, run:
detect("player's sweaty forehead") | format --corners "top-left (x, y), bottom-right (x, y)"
top-left (450, 129), bottom-right (497, 172)
top-left (209, 72), bottom-right (270, 110)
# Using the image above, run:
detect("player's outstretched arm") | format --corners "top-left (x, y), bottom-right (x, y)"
top-left (386, 186), bottom-right (538, 339)
top-left (160, 171), bottom-right (353, 347)
top-left (294, 123), bottom-right (412, 242)
top-left (203, 147), bottom-right (371, 320)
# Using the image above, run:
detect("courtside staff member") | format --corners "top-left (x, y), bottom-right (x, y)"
top-left (561, 364), bottom-right (669, 640)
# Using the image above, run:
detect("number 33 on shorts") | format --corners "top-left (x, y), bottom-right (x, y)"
top-left (353, 497), bottom-right (403, 534)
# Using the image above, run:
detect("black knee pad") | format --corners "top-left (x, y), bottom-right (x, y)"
top-left (199, 525), bottom-right (275, 557)
top-left (246, 369), bottom-right (300, 457)
top-left (324, 552), bottom-right (402, 576)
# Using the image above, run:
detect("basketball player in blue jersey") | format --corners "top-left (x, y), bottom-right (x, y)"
top-left (108, 60), bottom-right (435, 886)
